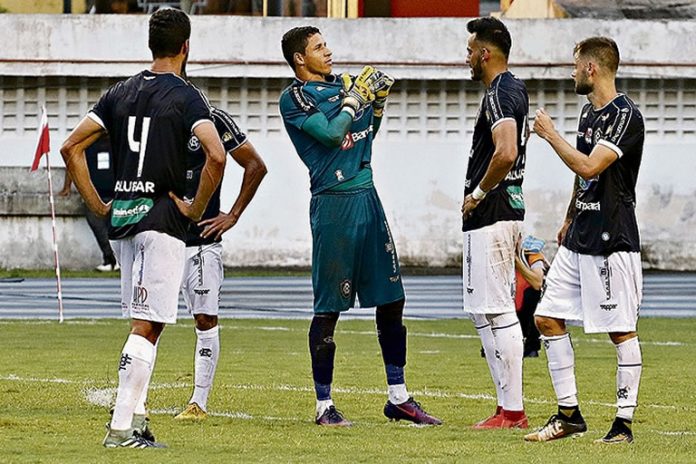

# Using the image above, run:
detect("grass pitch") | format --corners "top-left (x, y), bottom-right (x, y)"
top-left (1, 317), bottom-right (694, 463)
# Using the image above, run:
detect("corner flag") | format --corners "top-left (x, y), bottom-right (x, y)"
top-left (31, 106), bottom-right (50, 171)
top-left (30, 104), bottom-right (64, 321)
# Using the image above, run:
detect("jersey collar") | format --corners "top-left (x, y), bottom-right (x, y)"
top-left (293, 74), bottom-right (338, 86)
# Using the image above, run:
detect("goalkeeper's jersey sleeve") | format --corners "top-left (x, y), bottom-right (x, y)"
top-left (279, 76), bottom-right (374, 195)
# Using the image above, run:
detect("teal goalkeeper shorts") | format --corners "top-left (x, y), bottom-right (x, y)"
top-left (309, 187), bottom-right (405, 313)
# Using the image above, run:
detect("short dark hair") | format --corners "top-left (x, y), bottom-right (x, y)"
top-left (574, 36), bottom-right (620, 74)
top-left (466, 17), bottom-right (512, 59)
top-left (281, 26), bottom-right (321, 71)
top-left (148, 8), bottom-right (191, 59)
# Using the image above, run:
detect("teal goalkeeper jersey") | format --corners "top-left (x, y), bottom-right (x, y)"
top-left (279, 76), bottom-right (374, 195)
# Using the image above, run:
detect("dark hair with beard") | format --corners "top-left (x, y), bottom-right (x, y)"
top-left (281, 26), bottom-right (321, 71)
top-left (574, 37), bottom-right (620, 74)
top-left (466, 17), bottom-right (512, 59)
top-left (148, 8), bottom-right (191, 59)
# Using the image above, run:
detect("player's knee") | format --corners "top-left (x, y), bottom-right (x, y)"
top-left (308, 314), bottom-right (339, 348)
top-left (130, 320), bottom-right (164, 344)
top-left (535, 316), bottom-right (564, 336)
top-left (376, 299), bottom-right (405, 329)
top-left (194, 314), bottom-right (218, 331)
top-left (489, 312), bottom-right (518, 328)
top-left (609, 331), bottom-right (637, 345)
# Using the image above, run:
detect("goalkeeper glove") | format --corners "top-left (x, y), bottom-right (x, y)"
top-left (372, 72), bottom-right (395, 118)
top-left (340, 65), bottom-right (379, 118)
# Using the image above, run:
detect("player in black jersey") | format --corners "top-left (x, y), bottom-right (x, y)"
top-left (461, 17), bottom-right (530, 430)
top-left (175, 107), bottom-right (266, 421)
top-left (526, 37), bottom-right (644, 444)
top-left (61, 9), bottom-right (226, 448)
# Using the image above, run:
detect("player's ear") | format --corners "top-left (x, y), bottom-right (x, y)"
top-left (181, 39), bottom-right (190, 57)
top-left (293, 52), bottom-right (305, 68)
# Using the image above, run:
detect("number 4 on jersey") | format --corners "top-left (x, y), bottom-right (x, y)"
top-left (128, 116), bottom-right (151, 178)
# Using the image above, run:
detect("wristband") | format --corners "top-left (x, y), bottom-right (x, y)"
top-left (341, 105), bottom-right (356, 119)
top-left (472, 185), bottom-right (488, 201)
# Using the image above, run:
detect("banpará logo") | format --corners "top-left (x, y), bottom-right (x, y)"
top-left (575, 199), bottom-right (600, 211)
top-left (340, 133), bottom-right (354, 151)
top-left (340, 125), bottom-right (374, 151)
top-left (188, 135), bottom-right (201, 151)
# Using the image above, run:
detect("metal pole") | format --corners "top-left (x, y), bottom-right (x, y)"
top-left (44, 142), bottom-right (65, 323)
top-left (64, 0), bottom-right (72, 13)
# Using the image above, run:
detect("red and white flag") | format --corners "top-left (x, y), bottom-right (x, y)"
top-left (31, 106), bottom-right (50, 171)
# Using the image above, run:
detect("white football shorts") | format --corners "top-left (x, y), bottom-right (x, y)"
top-left (463, 220), bottom-right (521, 315)
top-left (535, 246), bottom-right (642, 334)
top-left (111, 230), bottom-right (185, 324)
top-left (180, 242), bottom-right (223, 316)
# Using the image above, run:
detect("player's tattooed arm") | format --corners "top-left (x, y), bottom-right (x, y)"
top-left (199, 141), bottom-right (267, 241)
top-left (60, 116), bottom-right (110, 216)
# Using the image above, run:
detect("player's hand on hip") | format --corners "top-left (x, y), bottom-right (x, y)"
top-left (341, 65), bottom-right (378, 116)
top-left (556, 219), bottom-right (572, 246)
top-left (533, 108), bottom-right (556, 141)
top-left (372, 71), bottom-right (395, 117)
top-left (169, 191), bottom-right (203, 222)
top-left (198, 212), bottom-right (239, 241)
top-left (87, 198), bottom-right (111, 217)
top-left (461, 194), bottom-right (481, 220)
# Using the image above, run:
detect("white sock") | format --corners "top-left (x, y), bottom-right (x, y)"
top-left (189, 325), bottom-right (220, 411)
top-left (316, 399), bottom-right (334, 417)
top-left (542, 333), bottom-right (578, 407)
top-left (110, 334), bottom-right (155, 431)
top-left (134, 340), bottom-right (158, 416)
top-left (490, 313), bottom-right (524, 412)
top-left (615, 337), bottom-right (642, 421)
top-left (388, 384), bottom-right (409, 405)
top-left (471, 313), bottom-right (503, 408)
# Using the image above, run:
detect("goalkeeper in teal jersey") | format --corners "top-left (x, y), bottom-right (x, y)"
top-left (279, 26), bottom-right (441, 427)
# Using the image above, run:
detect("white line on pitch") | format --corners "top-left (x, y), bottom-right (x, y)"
top-left (0, 320), bottom-right (688, 347)
top-left (0, 375), bottom-right (686, 415)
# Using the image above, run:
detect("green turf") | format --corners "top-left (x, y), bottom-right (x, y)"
top-left (0, 318), bottom-right (693, 463)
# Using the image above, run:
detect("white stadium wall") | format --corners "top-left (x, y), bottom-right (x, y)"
top-left (0, 15), bottom-right (695, 270)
